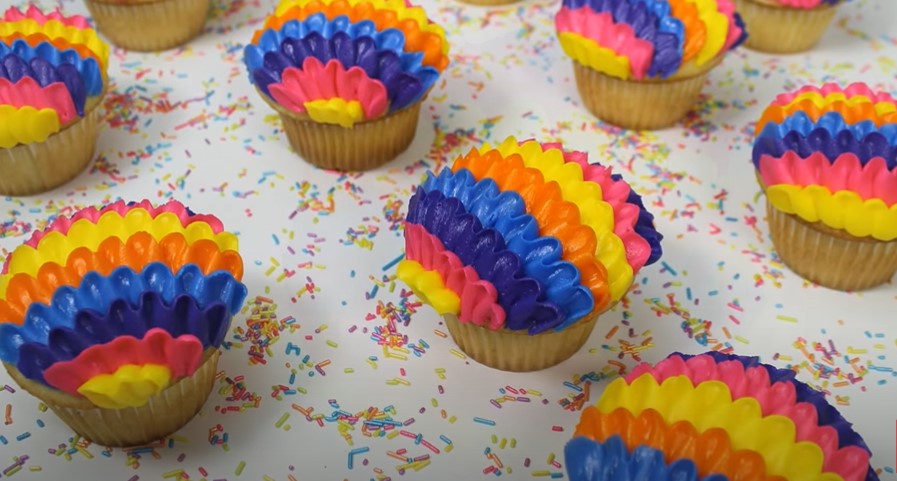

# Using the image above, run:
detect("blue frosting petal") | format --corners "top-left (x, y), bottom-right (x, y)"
top-left (15, 292), bottom-right (232, 385)
top-left (420, 167), bottom-right (594, 326)
top-left (406, 188), bottom-right (565, 333)
top-left (758, 111), bottom-right (897, 151)
top-left (0, 40), bottom-right (103, 97)
top-left (672, 351), bottom-right (875, 466)
top-left (0, 263), bottom-right (247, 365)
top-left (610, 173), bottom-right (663, 265)
top-left (752, 128), bottom-right (897, 168)
top-left (565, 435), bottom-right (730, 481)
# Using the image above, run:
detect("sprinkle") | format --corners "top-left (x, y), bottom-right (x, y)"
top-left (275, 412), bottom-right (290, 428)
top-left (235, 461), bottom-right (246, 476)
top-left (449, 349), bottom-right (467, 359)
top-left (473, 417), bottom-right (496, 426)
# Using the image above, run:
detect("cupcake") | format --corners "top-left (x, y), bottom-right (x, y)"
top-left (244, 0), bottom-right (450, 171)
top-left (83, 0), bottom-right (211, 51)
top-left (566, 351), bottom-right (876, 481)
top-left (397, 138), bottom-right (663, 371)
top-left (754, 82), bottom-right (897, 291)
top-left (0, 200), bottom-right (247, 447)
top-left (555, 0), bottom-right (747, 130)
top-left (733, 0), bottom-right (840, 53)
top-left (457, 0), bottom-right (520, 6)
top-left (0, 5), bottom-right (109, 196)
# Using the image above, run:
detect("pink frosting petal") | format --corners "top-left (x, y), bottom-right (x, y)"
top-left (772, 82), bottom-right (897, 107)
top-left (758, 151), bottom-right (897, 206)
top-left (269, 58), bottom-right (388, 120)
top-left (716, 0), bottom-right (745, 53)
top-left (43, 329), bottom-right (204, 397)
top-left (624, 353), bottom-right (871, 481)
top-left (2, 5), bottom-right (91, 28)
top-left (0, 77), bottom-right (77, 124)
top-left (404, 223), bottom-right (506, 329)
top-left (554, 7), bottom-right (654, 80)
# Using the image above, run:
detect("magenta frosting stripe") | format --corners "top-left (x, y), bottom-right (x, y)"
top-left (555, 7), bottom-right (654, 80)
top-left (404, 223), bottom-right (506, 329)
top-left (0, 77), bottom-right (78, 124)
top-left (758, 151), bottom-right (897, 206)
top-left (771, 82), bottom-right (897, 107)
top-left (2, 5), bottom-right (91, 28)
top-left (23, 199), bottom-right (226, 248)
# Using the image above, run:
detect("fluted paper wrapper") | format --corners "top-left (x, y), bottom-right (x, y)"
top-left (86, 0), bottom-right (210, 51)
top-left (734, 0), bottom-right (837, 54)
top-left (0, 94), bottom-right (104, 196)
top-left (571, 60), bottom-right (715, 130)
top-left (766, 200), bottom-right (897, 291)
top-left (4, 349), bottom-right (220, 447)
top-left (443, 314), bottom-right (599, 372)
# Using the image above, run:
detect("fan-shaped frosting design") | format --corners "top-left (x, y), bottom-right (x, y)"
top-left (0, 104), bottom-right (60, 148)
top-left (43, 328), bottom-right (203, 406)
top-left (767, 184), bottom-right (897, 241)
top-left (555, 9), bottom-right (653, 80)
top-left (757, 112), bottom-right (897, 157)
top-left (0, 263), bottom-right (247, 364)
top-left (17, 292), bottom-right (231, 385)
top-left (0, 232), bottom-right (243, 326)
top-left (0, 56), bottom-right (86, 115)
top-left (420, 167), bottom-right (595, 325)
top-left (0, 210), bottom-right (238, 294)
top-left (76, 363), bottom-right (173, 410)
top-left (402, 223), bottom-right (505, 329)
top-left (0, 19), bottom-right (109, 68)
top-left (24, 200), bottom-right (225, 248)
top-left (753, 129), bottom-right (897, 167)
top-left (0, 39), bottom-right (102, 97)
top-left (565, 435), bottom-right (729, 481)
top-left (406, 189), bottom-right (564, 333)
top-left (574, 407), bottom-right (779, 481)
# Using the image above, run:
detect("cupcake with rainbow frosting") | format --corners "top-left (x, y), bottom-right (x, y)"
top-left (555, 0), bottom-right (746, 130)
top-left (397, 138), bottom-right (663, 371)
top-left (733, 0), bottom-right (841, 53)
top-left (565, 351), bottom-right (876, 481)
top-left (0, 5), bottom-right (109, 196)
top-left (754, 82), bottom-right (897, 291)
top-left (84, 0), bottom-right (212, 52)
top-left (244, 0), bottom-right (449, 171)
top-left (0, 199), bottom-right (247, 447)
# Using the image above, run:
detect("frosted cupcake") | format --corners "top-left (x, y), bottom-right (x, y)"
top-left (734, 0), bottom-right (841, 53)
top-left (457, 0), bottom-right (520, 6)
top-left (754, 83), bottom-right (897, 291)
top-left (567, 351), bottom-right (876, 481)
top-left (397, 138), bottom-right (663, 371)
top-left (555, 0), bottom-right (746, 130)
top-left (0, 5), bottom-right (109, 196)
top-left (83, 0), bottom-right (211, 51)
top-left (0, 200), bottom-right (247, 447)
top-left (245, 0), bottom-right (449, 171)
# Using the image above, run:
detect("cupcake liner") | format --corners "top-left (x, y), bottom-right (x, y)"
top-left (3, 348), bottom-right (220, 447)
top-left (766, 199), bottom-right (897, 291)
top-left (571, 59), bottom-right (718, 130)
top-left (734, 0), bottom-right (838, 54)
top-left (85, 0), bottom-right (211, 52)
top-left (443, 312), bottom-right (599, 372)
top-left (259, 90), bottom-right (423, 171)
top-left (0, 93), bottom-right (104, 196)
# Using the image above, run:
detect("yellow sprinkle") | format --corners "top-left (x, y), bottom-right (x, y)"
top-left (385, 379), bottom-right (398, 385)
top-left (526, 389), bottom-right (542, 396)
top-left (449, 349), bottom-right (467, 359)
top-left (275, 412), bottom-right (290, 428)
top-left (491, 434), bottom-right (498, 444)
top-left (366, 359), bottom-right (378, 369)
top-left (318, 324), bottom-right (328, 332)
top-left (499, 438), bottom-right (507, 449)
top-left (776, 315), bottom-right (798, 323)
top-left (848, 347), bottom-right (868, 354)
top-left (532, 470), bottom-right (551, 477)
top-left (445, 444), bottom-right (454, 453)
top-left (449, 415), bottom-right (457, 424)
top-left (510, 438), bottom-right (516, 448)
top-left (777, 354), bottom-right (793, 361)
top-left (264, 476), bottom-right (276, 481)
top-left (547, 453), bottom-right (555, 465)
top-left (431, 398), bottom-right (438, 407)
top-left (235, 461), bottom-right (246, 476)
top-left (29, 466), bottom-right (42, 472)
top-left (163, 469), bottom-right (184, 479)
top-left (735, 336), bottom-right (750, 344)
top-left (387, 430), bottom-right (401, 439)
top-left (344, 368), bottom-right (355, 374)
top-left (326, 340), bottom-right (338, 348)
top-left (37, 403), bottom-right (47, 412)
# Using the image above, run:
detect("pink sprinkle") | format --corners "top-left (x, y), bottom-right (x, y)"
top-left (198, 468), bottom-right (208, 477)
top-left (421, 440), bottom-right (440, 454)
top-left (524, 458), bottom-right (531, 467)
top-left (490, 400), bottom-right (502, 409)
top-left (551, 426), bottom-right (564, 432)
top-left (504, 386), bottom-right (519, 394)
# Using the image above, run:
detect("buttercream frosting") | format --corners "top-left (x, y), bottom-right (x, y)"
top-left (0, 104), bottom-right (59, 148)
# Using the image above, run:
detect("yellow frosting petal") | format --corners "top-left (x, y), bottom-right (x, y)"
top-left (767, 184), bottom-right (897, 241)
top-left (274, 0), bottom-right (448, 54)
top-left (396, 260), bottom-right (460, 315)
top-left (0, 19), bottom-right (109, 68)
top-left (684, 0), bottom-right (729, 66)
top-left (304, 98), bottom-right (365, 128)
top-left (77, 364), bottom-right (171, 409)
top-left (485, 137), bottom-right (633, 302)
top-left (0, 106), bottom-right (60, 148)
top-left (777, 92), bottom-right (897, 116)
top-left (596, 374), bottom-right (842, 481)
top-left (0, 209), bottom-right (239, 296)
top-left (557, 32), bottom-right (632, 80)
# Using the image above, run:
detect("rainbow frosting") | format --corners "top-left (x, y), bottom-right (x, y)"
top-left (754, 83), bottom-right (897, 241)
top-left (0, 5), bottom-right (108, 149)
top-left (566, 351), bottom-right (877, 481)
top-left (555, 0), bottom-right (747, 81)
top-left (244, 0), bottom-right (449, 128)
top-left (0, 200), bottom-right (247, 410)
top-left (397, 138), bottom-right (663, 334)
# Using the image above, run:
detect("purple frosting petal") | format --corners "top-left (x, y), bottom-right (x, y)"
top-left (1, 54), bottom-right (32, 82)
top-left (406, 189), bottom-right (564, 333)
top-left (0, 53), bottom-right (87, 116)
top-left (753, 128), bottom-right (896, 166)
top-left (28, 57), bottom-right (60, 86)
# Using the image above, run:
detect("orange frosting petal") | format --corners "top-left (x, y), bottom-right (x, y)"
top-left (0, 231), bottom-right (243, 325)
top-left (668, 0), bottom-right (705, 63)
top-left (451, 148), bottom-right (612, 313)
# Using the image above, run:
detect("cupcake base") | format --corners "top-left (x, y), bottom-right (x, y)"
top-left (571, 58), bottom-right (719, 130)
top-left (3, 349), bottom-right (220, 447)
top-left (733, 0), bottom-right (837, 54)
top-left (766, 200), bottom-right (897, 291)
top-left (443, 314), bottom-right (600, 372)
top-left (85, 0), bottom-right (211, 51)
top-left (0, 93), bottom-right (105, 196)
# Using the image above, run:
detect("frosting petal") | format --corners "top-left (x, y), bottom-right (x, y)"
top-left (0, 103), bottom-right (59, 148)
